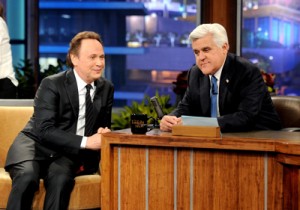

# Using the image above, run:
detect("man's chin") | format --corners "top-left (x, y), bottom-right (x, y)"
top-left (93, 72), bottom-right (103, 78)
top-left (200, 68), bottom-right (213, 75)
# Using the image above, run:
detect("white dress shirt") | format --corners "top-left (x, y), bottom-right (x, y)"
top-left (73, 69), bottom-right (95, 148)
top-left (0, 17), bottom-right (18, 86)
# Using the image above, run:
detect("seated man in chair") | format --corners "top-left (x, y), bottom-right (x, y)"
top-left (5, 31), bottom-right (114, 210)
top-left (160, 23), bottom-right (281, 132)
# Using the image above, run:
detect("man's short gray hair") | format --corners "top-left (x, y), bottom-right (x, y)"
top-left (189, 23), bottom-right (229, 48)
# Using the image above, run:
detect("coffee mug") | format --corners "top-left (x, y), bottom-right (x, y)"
top-left (131, 113), bottom-right (149, 134)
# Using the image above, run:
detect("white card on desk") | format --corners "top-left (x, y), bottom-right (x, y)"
top-left (181, 115), bottom-right (219, 127)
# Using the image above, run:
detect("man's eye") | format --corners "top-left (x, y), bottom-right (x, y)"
top-left (203, 48), bottom-right (210, 52)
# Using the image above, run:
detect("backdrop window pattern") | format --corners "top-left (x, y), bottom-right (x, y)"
top-left (3, 0), bottom-right (300, 105)
top-left (242, 0), bottom-right (300, 96)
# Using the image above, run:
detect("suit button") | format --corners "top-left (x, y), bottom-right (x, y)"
top-left (50, 154), bottom-right (54, 158)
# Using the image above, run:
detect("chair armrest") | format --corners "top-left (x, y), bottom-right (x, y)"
top-left (281, 127), bottom-right (300, 132)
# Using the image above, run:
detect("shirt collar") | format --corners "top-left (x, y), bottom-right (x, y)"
top-left (73, 69), bottom-right (95, 91)
top-left (213, 67), bottom-right (222, 81)
top-left (211, 59), bottom-right (225, 81)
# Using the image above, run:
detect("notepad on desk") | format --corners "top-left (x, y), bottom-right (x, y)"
top-left (172, 115), bottom-right (221, 138)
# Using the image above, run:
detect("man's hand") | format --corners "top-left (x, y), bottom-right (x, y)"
top-left (160, 116), bottom-right (181, 132)
top-left (85, 127), bottom-right (111, 150)
top-left (97, 127), bottom-right (111, 134)
top-left (85, 133), bottom-right (101, 150)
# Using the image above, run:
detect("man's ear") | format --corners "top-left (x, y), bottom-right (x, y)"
top-left (223, 42), bottom-right (229, 51)
top-left (70, 54), bottom-right (78, 67)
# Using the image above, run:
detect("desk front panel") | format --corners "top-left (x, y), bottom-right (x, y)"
top-left (104, 145), bottom-right (283, 210)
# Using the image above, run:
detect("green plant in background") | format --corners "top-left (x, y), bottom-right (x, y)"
top-left (14, 58), bottom-right (67, 99)
top-left (40, 59), bottom-right (67, 79)
top-left (111, 92), bottom-right (175, 130)
top-left (14, 59), bottom-right (36, 99)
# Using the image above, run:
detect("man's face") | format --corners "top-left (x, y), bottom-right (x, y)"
top-left (71, 39), bottom-right (105, 84)
top-left (191, 34), bottom-right (228, 75)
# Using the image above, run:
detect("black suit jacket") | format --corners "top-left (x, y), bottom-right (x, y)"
top-left (171, 53), bottom-right (281, 132)
top-left (5, 69), bottom-right (114, 172)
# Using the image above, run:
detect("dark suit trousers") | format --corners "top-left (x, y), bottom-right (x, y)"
top-left (6, 157), bottom-right (76, 210)
top-left (0, 78), bottom-right (17, 99)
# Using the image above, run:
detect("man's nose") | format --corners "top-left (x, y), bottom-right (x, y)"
top-left (198, 51), bottom-right (205, 60)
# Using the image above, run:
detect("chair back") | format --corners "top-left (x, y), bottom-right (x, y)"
top-left (271, 96), bottom-right (300, 129)
top-left (0, 106), bottom-right (33, 167)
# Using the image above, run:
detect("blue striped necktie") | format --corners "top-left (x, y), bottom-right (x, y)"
top-left (211, 76), bottom-right (218, 117)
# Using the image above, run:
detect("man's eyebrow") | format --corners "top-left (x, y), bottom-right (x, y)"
top-left (201, 46), bottom-right (210, 50)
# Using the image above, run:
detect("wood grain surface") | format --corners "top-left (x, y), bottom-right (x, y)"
top-left (101, 129), bottom-right (300, 210)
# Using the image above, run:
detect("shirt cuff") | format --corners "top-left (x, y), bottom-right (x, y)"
top-left (80, 136), bottom-right (88, 148)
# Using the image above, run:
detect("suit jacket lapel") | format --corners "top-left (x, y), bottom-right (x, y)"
top-left (219, 54), bottom-right (232, 114)
top-left (199, 73), bottom-right (211, 116)
top-left (64, 72), bottom-right (106, 128)
top-left (65, 70), bottom-right (80, 118)
top-left (93, 77), bottom-right (105, 115)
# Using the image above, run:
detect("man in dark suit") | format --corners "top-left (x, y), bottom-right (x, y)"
top-left (160, 23), bottom-right (281, 132)
top-left (5, 31), bottom-right (114, 210)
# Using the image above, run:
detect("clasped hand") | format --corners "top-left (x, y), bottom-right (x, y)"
top-left (85, 127), bottom-right (111, 150)
top-left (160, 116), bottom-right (182, 132)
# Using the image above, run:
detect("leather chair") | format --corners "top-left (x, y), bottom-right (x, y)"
top-left (0, 105), bottom-right (101, 210)
top-left (271, 95), bottom-right (300, 132)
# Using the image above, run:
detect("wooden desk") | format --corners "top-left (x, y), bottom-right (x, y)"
top-left (101, 129), bottom-right (300, 210)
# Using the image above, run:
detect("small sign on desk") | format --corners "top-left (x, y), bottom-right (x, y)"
top-left (172, 115), bottom-right (221, 138)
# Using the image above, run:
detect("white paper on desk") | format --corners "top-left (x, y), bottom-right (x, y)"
top-left (181, 115), bottom-right (219, 127)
